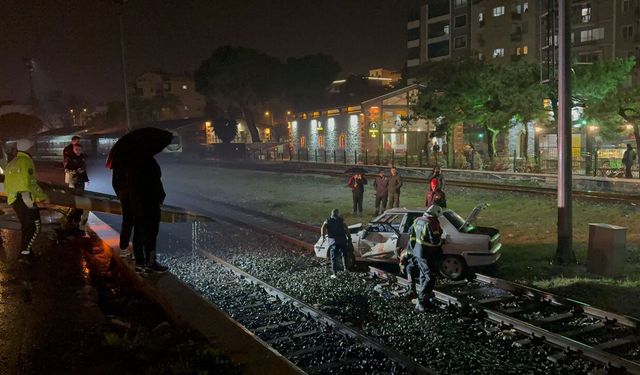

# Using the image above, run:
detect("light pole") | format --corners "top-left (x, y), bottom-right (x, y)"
top-left (555, 0), bottom-right (576, 264)
top-left (115, 0), bottom-right (132, 131)
top-left (23, 58), bottom-right (36, 109)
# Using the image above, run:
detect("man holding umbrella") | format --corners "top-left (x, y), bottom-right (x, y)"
top-left (107, 127), bottom-right (172, 272)
top-left (346, 167), bottom-right (367, 217)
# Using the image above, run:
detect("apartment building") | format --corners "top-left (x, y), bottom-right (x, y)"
top-left (133, 72), bottom-right (206, 119)
top-left (406, 0), bottom-right (471, 76)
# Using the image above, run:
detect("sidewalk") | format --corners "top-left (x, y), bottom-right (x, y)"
top-left (0, 208), bottom-right (114, 375)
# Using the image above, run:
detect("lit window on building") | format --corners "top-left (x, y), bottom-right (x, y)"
top-left (516, 47), bottom-right (522, 56)
top-left (478, 12), bottom-right (484, 23)
top-left (339, 134), bottom-right (346, 149)
top-left (523, 45), bottom-right (528, 54)
top-left (300, 136), bottom-right (306, 148)
top-left (580, 28), bottom-right (604, 42)
top-left (264, 128), bottom-right (271, 140)
top-left (318, 135), bottom-right (325, 148)
top-left (454, 0), bottom-right (467, 8)
top-left (184, 105), bottom-right (189, 110)
top-left (581, 7), bottom-right (591, 23)
top-left (623, 25), bottom-right (634, 40)
top-left (493, 48), bottom-right (505, 58)
top-left (493, 6), bottom-right (505, 17)
top-left (454, 36), bottom-right (467, 48)
top-left (205, 121), bottom-right (214, 144)
top-left (443, 25), bottom-right (449, 34)
top-left (182, 84), bottom-right (188, 90)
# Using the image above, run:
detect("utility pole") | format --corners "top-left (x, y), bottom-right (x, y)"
top-left (555, 0), bottom-right (576, 264)
top-left (115, 0), bottom-right (132, 132)
top-left (23, 58), bottom-right (36, 109)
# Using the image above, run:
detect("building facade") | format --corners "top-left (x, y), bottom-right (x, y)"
top-left (133, 72), bottom-right (206, 119)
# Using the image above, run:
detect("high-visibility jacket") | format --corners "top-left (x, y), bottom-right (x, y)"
top-left (4, 152), bottom-right (47, 205)
top-left (409, 216), bottom-right (443, 248)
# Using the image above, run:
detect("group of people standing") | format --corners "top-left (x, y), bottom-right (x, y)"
top-left (348, 167), bottom-right (403, 217)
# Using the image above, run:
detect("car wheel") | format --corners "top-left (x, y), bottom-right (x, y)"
top-left (438, 255), bottom-right (467, 280)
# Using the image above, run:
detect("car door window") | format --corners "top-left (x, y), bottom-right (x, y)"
top-left (402, 213), bottom-right (423, 233)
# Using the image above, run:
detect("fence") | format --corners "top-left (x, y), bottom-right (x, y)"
top-left (244, 147), bottom-right (637, 177)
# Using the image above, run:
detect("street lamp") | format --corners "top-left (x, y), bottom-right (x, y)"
top-left (264, 111), bottom-right (274, 126)
top-left (114, 0), bottom-right (131, 131)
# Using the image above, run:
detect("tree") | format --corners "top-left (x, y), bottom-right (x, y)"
top-left (583, 58), bottom-right (640, 174)
top-left (0, 112), bottom-right (44, 140)
top-left (195, 46), bottom-right (283, 143)
top-left (213, 119), bottom-right (238, 143)
top-left (130, 94), bottom-right (181, 126)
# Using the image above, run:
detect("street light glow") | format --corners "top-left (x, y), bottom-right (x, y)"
top-left (264, 111), bottom-right (270, 116)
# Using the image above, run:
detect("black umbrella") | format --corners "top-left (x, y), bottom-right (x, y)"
top-left (344, 167), bottom-right (368, 174)
top-left (106, 127), bottom-right (173, 168)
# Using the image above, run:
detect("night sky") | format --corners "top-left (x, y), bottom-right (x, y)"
top-left (1, 0), bottom-right (408, 105)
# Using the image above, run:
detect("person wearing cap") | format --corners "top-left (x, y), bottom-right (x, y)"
top-left (373, 169), bottom-right (389, 215)
top-left (3, 146), bottom-right (48, 256)
top-left (407, 205), bottom-right (444, 312)
top-left (320, 208), bottom-right (350, 278)
top-left (388, 167), bottom-right (403, 208)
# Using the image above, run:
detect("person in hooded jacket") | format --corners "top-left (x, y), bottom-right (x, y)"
top-left (426, 178), bottom-right (447, 208)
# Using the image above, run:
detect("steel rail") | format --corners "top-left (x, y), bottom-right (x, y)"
top-left (198, 198), bottom-right (640, 374)
top-left (199, 250), bottom-right (435, 375)
top-left (207, 161), bottom-right (640, 204)
top-left (369, 267), bottom-right (640, 375)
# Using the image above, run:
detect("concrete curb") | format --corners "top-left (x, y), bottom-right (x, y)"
top-left (85, 212), bottom-right (304, 375)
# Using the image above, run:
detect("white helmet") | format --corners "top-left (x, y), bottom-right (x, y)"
top-left (425, 205), bottom-right (443, 217)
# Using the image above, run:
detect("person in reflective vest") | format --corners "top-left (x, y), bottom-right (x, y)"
top-left (3, 147), bottom-right (48, 256)
top-left (407, 205), bottom-right (444, 312)
top-left (321, 208), bottom-right (350, 278)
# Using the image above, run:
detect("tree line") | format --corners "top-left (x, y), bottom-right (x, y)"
top-left (413, 57), bottom-right (640, 169)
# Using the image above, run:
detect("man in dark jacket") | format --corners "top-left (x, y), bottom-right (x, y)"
top-left (348, 173), bottom-right (367, 217)
top-left (321, 209), bottom-right (350, 278)
top-left (64, 143), bottom-right (90, 231)
top-left (127, 155), bottom-right (166, 272)
top-left (622, 144), bottom-right (635, 179)
top-left (373, 170), bottom-right (389, 215)
top-left (388, 167), bottom-right (403, 208)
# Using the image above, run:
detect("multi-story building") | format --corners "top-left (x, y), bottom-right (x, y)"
top-left (406, 0), bottom-right (471, 77)
top-left (133, 72), bottom-right (206, 119)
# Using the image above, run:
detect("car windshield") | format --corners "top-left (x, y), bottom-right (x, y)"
top-left (443, 211), bottom-right (475, 233)
top-left (372, 214), bottom-right (404, 231)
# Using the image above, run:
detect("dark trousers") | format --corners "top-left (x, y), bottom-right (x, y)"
top-left (405, 258), bottom-right (420, 294)
top-left (132, 204), bottom-right (161, 266)
top-left (352, 191), bottom-right (363, 214)
top-left (11, 194), bottom-right (41, 253)
top-left (329, 242), bottom-right (347, 274)
top-left (625, 164), bottom-right (633, 178)
top-left (118, 192), bottom-right (134, 250)
top-left (374, 194), bottom-right (388, 215)
top-left (67, 182), bottom-right (85, 228)
top-left (411, 243), bottom-right (439, 304)
top-left (390, 192), bottom-right (400, 208)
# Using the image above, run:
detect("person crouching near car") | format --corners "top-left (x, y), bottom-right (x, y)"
top-left (407, 205), bottom-right (444, 312)
top-left (426, 178), bottom-right (447, 208)
top-left (4, 145), bottom-right (48, 257)
top-left (321, 209), bottom-right (350, 279)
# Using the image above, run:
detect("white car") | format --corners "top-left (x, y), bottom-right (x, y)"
top-left (314, 204), bottom-right (502, 279)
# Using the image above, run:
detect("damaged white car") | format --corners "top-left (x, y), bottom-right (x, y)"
top-left (314, 204), bottom-right (502, 279)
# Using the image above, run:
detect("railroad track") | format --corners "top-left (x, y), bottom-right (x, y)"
top-left (206, 161), bottom-right (640, 204)
top-left (200, 199), bottom-right (640, 374)
top-left (189, 251), bottom-right (433, 374)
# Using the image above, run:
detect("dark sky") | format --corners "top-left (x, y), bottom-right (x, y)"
top-left (1, 0), bottom-right (408, 105)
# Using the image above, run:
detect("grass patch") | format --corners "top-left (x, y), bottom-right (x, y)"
top-left (167, 165), bottom-right (640, 317)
